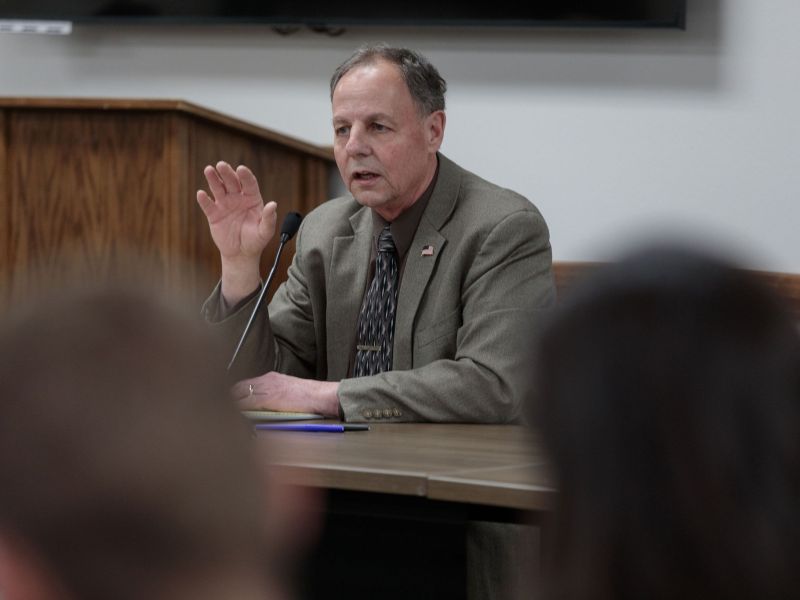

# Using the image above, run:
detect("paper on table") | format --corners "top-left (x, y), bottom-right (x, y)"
top-left (241, 410), bottom-right (324, 422)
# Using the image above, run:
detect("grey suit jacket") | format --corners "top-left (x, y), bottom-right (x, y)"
top-left (205, 154), bottom-right (555, 423)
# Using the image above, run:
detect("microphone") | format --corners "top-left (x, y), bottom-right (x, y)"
top-left (227, 211), bottom-right (303, 371)
top-left (279, 211), bottom-right (303, 244)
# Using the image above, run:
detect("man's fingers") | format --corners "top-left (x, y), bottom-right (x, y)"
top-left (231, 379), bottom-right (257, 400)
top-left (237, 165), bottom-right (262, 198)
top-left (259, 202), bottom-right (278, 241)
top-left (203, 165), bottom-right (227, 199)
top-left (196, 190), bottom-right (217, 218)
top-left (217, 161), bottom-right (242, 195)
top-left (263, 201), bottom-right (278, 216)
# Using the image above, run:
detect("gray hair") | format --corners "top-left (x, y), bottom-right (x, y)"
top-left (330, 44), bottom-right (447, 116)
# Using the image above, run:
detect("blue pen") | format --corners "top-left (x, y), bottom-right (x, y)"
top-left (254, 423), bottom-right (369, 432)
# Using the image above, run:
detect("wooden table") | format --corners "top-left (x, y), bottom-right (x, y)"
top-left (255, 423), bottom-right (556, 600)
top-left (258, 423), bottom-right (556, 512)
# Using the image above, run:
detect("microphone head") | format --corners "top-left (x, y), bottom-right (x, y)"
top-left (279, 212), bottom-right (303, 242)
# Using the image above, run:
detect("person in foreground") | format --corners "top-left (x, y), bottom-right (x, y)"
top-left (198, 44), bottom-right (555, 422)
top-left (0, 284), bottom-right (286, 600)
top-left (534, 244), bottom-right (800, 600)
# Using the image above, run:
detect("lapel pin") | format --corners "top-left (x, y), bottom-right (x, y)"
top-left (421, 245), bottom-right (434, 257)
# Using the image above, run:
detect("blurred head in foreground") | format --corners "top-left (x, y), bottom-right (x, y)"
top-left (535, 245), bottom-right (800, 600)
top-left (0, 284), bottom-right (276, 600)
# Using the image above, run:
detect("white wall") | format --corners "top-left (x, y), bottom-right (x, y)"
top-left (2, 0), bottom-right (798, 270)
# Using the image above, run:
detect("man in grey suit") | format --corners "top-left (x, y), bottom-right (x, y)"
top-left (198, 44), bottom-right (555, 600)
top-left (198, 44), bottom-right (555, 423)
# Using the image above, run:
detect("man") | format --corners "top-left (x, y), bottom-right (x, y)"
top-left (198, 44), bottom-right (555, 423)
top-left (0, 284), bottom-right (288, 600)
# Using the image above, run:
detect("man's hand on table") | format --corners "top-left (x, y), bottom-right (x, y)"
top-left (232, 372), bottom-right (341, 417)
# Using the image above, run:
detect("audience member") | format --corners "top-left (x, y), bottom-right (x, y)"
top-left (0, 284), bottom-right (284, 600)
top-left (534, 244), bottom-right (800, 600)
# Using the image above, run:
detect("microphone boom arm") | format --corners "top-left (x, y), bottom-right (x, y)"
top-left (226, 212), bottom-right (303, 372)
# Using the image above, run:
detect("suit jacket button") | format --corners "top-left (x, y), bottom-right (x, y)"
top-left (383, 408), bottom-right (392, 418)
top-left (393, 408), bottom-right (402, 417)
top-left (363, 410), bottom-right (373, 419)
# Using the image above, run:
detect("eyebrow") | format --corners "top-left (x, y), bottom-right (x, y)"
top-left (366, 112), bottom-right (394, 123)
top-left (332, 112), bottom-right (395, 126)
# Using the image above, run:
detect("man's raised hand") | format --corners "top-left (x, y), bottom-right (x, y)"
top-left (196, 162), bottom-right (277, 260)
top-left (197, 162), bottom-right (278, 303)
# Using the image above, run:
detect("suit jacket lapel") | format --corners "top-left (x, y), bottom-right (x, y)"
top-left (393, 154), bottom-right (461, 371)
top-left (327, 208), bottom-right (372, 379)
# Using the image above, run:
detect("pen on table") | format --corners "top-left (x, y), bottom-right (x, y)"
top-left (254, 424), bottom-right (370, 432)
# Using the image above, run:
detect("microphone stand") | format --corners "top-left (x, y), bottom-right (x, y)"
top-left (227, 233), bottom-right (291, 372)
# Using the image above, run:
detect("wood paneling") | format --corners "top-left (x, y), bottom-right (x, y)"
top-left (5, 110), bottom-right (172, 300)
top-left (0, 98), bottom-right (334, 307)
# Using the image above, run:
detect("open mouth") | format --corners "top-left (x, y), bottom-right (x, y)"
top-left (353, 170), bottom-right (379, 181)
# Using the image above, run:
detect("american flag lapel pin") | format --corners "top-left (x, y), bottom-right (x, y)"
top-left (421, 245), bottom-right (434, 257)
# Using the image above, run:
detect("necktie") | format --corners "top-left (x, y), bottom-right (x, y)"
top-left (354, 226), bottom-right (399, 377)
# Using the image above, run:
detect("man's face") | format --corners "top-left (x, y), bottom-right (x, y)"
top-left (332, 60), bottom-right (444, 221)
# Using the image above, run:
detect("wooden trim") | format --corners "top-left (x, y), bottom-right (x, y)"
top-left (0, 97), bottom-right (334, 161)
top-left (554, 261), bottom-right (800, 319)
top-left (552, 261), bottom-right (598, 297)
top-left (427, 463), bottom-right (555, 511)
top-left (0, 109), bottom-right (8, 306)
top-left (751, 269), bottom-right (800, 319)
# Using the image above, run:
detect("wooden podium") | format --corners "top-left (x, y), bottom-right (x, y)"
top-left (0, 98), bottom-right (334, 306)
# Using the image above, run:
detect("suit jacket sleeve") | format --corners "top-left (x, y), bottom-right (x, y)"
top-left (201, 220), bottom-right (322, 383)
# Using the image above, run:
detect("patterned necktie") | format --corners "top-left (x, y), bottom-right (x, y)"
top-left (354, 225), bottom-right (399, 377)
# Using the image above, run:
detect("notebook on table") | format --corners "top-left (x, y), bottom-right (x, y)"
top-left (241, 410), bottom-right (324, 422)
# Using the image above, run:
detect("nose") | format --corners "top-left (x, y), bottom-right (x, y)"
top-left (345, 124), bottom-right (370, 157)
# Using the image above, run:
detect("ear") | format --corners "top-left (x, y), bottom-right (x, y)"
top-left (425, 110), bottom-right (446, 152)
top-left (0, 534), bottom-right (67, 600)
